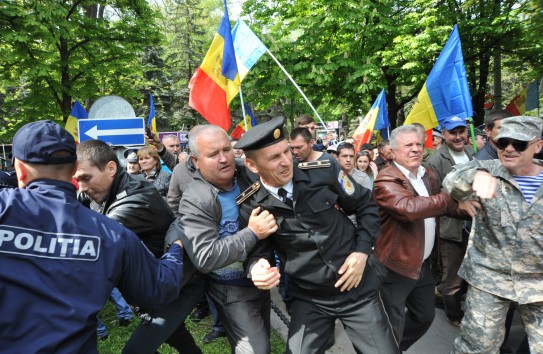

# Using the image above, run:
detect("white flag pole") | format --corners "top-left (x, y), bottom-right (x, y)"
top-left (265, 49), bottom-right (329, 132)
top-left (239, 86), bottom-right (248, 132)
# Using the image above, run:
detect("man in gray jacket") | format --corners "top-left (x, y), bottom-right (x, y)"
top-left (425, 116), bottom-right (473, 325)
top-left (168, 124), bottom-right (277, 354)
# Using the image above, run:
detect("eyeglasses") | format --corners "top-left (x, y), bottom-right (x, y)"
top-left (495, 138), bottom-right (537, 152)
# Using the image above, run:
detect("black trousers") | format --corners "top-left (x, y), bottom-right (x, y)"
top-left (371, 256), bottom-right (435, 351)
top-left (286, 263), bottom-right (399, 354)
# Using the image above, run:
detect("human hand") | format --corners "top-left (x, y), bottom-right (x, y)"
top-left (334, 252), bottom-right (368, 292)
top-left (145, 131), bottom-right (163, 150)
top-left (248, 207), bottom-right (278, 239)
top-left (472, 171), bottom-right (496, 199)
top-left (250, 258), bottom-right (280, 290)
top-left (458, 199), bottom-right (482, 218)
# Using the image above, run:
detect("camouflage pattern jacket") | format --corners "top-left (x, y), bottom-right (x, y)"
top-left (443, 159), bottom-right (543, 304)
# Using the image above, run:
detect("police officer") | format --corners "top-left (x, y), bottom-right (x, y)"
top-left (0, 120), bottom-right (184, 353)
top-left (235, 117), bottom-right (399, 354)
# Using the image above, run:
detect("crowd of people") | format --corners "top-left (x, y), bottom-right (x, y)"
top-left (1, 111), bottom-right (542, 354)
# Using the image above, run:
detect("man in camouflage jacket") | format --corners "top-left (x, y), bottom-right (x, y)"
top-left (443, 116), bottom-right (543, 354)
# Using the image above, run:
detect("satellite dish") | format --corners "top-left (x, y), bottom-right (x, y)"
top-left (88, 96), bottom-right (136, 119)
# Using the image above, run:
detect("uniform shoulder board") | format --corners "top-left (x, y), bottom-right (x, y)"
top-left (298, 160), bottom-right (331, 169)
top-left (236, 181), bottom-right (261, 205)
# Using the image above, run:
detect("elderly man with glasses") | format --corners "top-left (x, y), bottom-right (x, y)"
top-left (444, 116), bottom-right (543, 354)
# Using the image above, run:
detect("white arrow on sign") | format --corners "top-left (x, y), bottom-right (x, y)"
top-left (84, 125), bottom-right (144, 140)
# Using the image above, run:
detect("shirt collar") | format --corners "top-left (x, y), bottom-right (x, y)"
top-left (261, 179), bottom-right (294, 199)
top-left (394, 161), bottom-right (426, 180)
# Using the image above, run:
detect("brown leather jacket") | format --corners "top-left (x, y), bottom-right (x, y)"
top-left (372, 163), bottom-right (459, 280)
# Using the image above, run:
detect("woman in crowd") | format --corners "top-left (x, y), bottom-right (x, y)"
top-left (137, 146), bottom-right (171, 198)
top-left (356, 150), bottom-right (374, 188)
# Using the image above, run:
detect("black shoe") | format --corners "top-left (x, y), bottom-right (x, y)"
top-left (118, 318), bottom-right (131, 327)
top-left (98, 334), bottom-right (109, 341)
top-left (202, 330), bottom-right (226, 344)
top-left (189, 308), bottom-right (210, 322)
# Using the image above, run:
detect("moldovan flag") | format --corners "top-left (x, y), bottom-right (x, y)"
top-left (404, 25), bottom-right (473, 130)
top-left (148, 93), bottom-right (157, 133)
top-left (189, 1), bottom-right (239, 131)
top-left (65, 100), bottom-right (88, 143)
top-left (353, 89), bottom-right (388, 152)
top-left (231, 103), bottom-right (257, 140)
top-left (232, 19), bottom-right (267, 83)
top-left (506, 80), bottom-right (539, 115)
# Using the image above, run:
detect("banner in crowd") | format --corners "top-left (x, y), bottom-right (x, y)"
top-left (65, 100), bottom-right (88, 143)
top-left (353, 89), bottom-right (388, 152)
top-left (404, 24), bottom-right (472, 130)
top-left (231, 103), bottom-right (258, 139)
top-left (232, 19), bottom-right (267, 83)
top-left (189, 0), bottom-right (240, 131)
top-left (506, 80), bottom-right (539, 115)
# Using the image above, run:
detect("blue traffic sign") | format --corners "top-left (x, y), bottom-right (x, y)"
top-left (78, 118), bottom-right (146, 146)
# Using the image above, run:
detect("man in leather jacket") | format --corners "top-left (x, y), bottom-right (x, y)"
top-left (371, 124), bottom-right (470, 351)
top-left (75, 139), bottom-right (203, 354)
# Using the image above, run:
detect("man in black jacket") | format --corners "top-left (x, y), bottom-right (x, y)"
top-left (75, 140), bottom-right (204, 354)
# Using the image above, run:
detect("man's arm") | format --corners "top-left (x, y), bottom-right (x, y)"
top-left (175, 194), bottom-right (276, 273)
top-left (443, 159), bottom-right (496, 201)
top-left (117, 231), bottom-right (184, 309)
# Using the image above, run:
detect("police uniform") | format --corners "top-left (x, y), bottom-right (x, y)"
top-left (235, 118), bottom-right (399, 354)
top-left (0, 121), bottom-right (184, 353)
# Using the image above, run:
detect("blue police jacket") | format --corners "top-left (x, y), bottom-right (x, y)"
top-left (0, 179), bottom-right (184, 353)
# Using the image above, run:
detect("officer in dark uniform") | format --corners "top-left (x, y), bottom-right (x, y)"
top-left (0, 120), bottom-right (184, 353)
top-left (235, 117), bottom-right (399, 354)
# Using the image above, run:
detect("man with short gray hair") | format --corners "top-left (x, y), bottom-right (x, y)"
top-left (371, 124), bottom-right (467, 351)
top-left (445, 116), bottom-right (543, 354)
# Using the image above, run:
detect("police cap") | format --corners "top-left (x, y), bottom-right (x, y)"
top-left (12, 120), bottom-right (77, 165)
top-left (234, 117), bottom-right (286, 151)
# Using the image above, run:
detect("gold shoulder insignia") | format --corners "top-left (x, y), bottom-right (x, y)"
top-left (298, 160), bottom-right (332, 169)
top-left (236, 181), bottom-right (261, 205)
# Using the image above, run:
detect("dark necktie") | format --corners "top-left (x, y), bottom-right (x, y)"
top-left (278, 187), bottom-right (293, 208)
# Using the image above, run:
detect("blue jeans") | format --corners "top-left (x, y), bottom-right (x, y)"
top-left (96, 288), bottom-right (133, 338)
top-left (207, 294), bottom-right (225, 333)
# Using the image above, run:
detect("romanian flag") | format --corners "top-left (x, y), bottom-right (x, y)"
top-left (505, 80), bottom-right (539, 115)
top-left (404, 25), bottom-right (472, 130)
top-left (189, 1), bottom-right (239, 131)
top-left (353, 89), bottom-right (388, 152)
top-left (65, 100), bottom-right (88, 143)
top-left (148, 93), bottom-right (157, 133)
top-left (231, 103), bottom-right (258, 140)
top-left (232, 19), bottom-right (267, 83)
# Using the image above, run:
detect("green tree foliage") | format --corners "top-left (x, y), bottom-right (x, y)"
top-left (0, 0), bottom-right (160, 139)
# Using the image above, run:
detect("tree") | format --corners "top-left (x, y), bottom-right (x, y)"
top-left (0, 0), bottom-right (160, 139)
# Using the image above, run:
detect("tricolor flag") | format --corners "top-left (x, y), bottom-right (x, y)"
top-left (65, 100), bottom-right (88, 143)
top-left (353, 89), bottom-right (388, 152)
top-left (231, 103), bottom-right (258, 140)
top-left (505, 80), bottom-right (539, 116)
top-left (189, 0), bottom-right (239, 131)
top-left (404, 25), bottom-right (472, 130)
top-left (148, 93), bottom-right (157, 133)
top-left (232, 19), bottom-right (267, 83)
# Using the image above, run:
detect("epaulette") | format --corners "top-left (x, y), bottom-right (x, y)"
top-left (298, 160), bottom-right (331, 169)
top-left (236, 181), bottom-right (261, 205)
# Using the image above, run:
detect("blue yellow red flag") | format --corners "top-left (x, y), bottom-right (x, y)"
top-left (506, 80), bottom-right (539, 115)
top-left (404, 25), bottom-right (472, 130)
top-left (189, 0), bottom-right (239, 131)
top-left (353, 89), bottom-right (388, 152)
top-left (148, 94), bottom-right (157, 133)
top-left (231, 103), bottom-right (258, 140)
top-left (232, 19), bottom-right (267, 83)
top-left (65, 100), bottom-right (88, 143)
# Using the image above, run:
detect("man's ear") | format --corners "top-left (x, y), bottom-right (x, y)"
top-left (244, 158), bottom-right (259, 175)
top-left (14, 159), bottom-right (28, 188)
top-left (191, 155), bottom-right (199, 170)
top-left (106, 160), bottom-right (118, 177)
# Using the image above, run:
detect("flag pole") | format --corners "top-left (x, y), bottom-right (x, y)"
top-left (239, 86), bottom-right (248, 134)
top-left (265, 49), bottom-right (329, 132)
top-left (467, 117), bottom-right (477, 153)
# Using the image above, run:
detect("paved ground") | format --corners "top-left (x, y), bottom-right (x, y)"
top-left (269, 287), bottom-right (528, 354)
